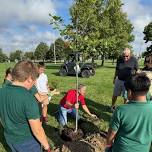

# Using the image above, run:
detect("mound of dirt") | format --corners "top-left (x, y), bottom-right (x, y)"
top-left (54, 133), bottom-right (106, 152)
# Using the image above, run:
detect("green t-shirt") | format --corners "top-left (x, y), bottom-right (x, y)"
top-left (2, 80), bottom-right (12, 87)
top-left (110, 101), bottom-right (152, 152)
top-left (29, 85), bottom-right (38, 95)
top-left (0, 85), bottom-right (40, 144)
top-left (29, 85), bottom-right (42, 115)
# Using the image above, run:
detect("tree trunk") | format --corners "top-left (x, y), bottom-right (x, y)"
top-left (112, 58), bottom-right (115, 65)
top-left (92, 57), bottom-right (95, 63)
top-left (101, 52), bottom-right (105, 66)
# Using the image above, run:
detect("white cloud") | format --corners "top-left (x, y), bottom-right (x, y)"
top-left (0, 0), bottom-right (56, 25)
top-left (122, 0), bottom-right (152, 55)
top-left (0, 0), bottom-right (59, 53)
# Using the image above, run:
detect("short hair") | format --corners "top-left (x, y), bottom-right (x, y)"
top-left (38, 62), bottom-right (45, 68)
top-left (12, 61), bottom-right (39, 82)
top-left (5, 67), bottom-right (12, 76)
top-left (123, 48), bottom-right (131, 55)
top-left (125, 73), bottom-right (151, 96)
top-left (78, 84), bottom-right (86, 90)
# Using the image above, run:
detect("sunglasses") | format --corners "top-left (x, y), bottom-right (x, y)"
top-left (123, 56), bottom-right (129, 58)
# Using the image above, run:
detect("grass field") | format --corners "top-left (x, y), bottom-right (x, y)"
top-left (0, 60), bottom-right (146, 152)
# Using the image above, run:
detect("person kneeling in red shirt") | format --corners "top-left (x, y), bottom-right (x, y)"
top-left (58, 84), bottom-right (97, 127)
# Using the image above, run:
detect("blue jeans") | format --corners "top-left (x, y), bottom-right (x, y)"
top-left (7, 138), bottom-right (41, 152)
top-left (58, 106), bottom-right (80, 126)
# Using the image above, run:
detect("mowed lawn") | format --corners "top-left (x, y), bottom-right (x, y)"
top-left (0, 60), bottom-right (146, 152)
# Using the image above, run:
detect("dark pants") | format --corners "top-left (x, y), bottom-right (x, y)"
top-left (7, 138), bottom-right (41, 152)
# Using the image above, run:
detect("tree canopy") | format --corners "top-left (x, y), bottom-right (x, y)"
top-left (143, 22), bottom-right (152, 56)
top-left (0, 48), bottom-right (8, 62)
top-left (50, 0), bottom-right (134, 65)
top-left (9, 50), bottom-right (23, 62)
top-left (34, 42), bottom-right (49, 61)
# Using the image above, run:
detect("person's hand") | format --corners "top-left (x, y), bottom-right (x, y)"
top-left (90, 114), bottom-right (97, 119)
top-left (44, 147), bottom-right (51, 152)
top-left (113, 78), bottom-right (116, 84)
top-left (75, 103), bottom-right (79, 109)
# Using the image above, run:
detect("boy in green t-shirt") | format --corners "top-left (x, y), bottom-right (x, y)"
top-left (0, 61), bottom-right (51, 152)
top-left (106, 73), bottom-right (152, 152)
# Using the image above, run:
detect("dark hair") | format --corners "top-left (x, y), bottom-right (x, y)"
top-left (12, 61), bottom-right (38, 82)
top-left (125, 73), bottom-right (151, 96)
top-left (5, 67), bottom-right (12, 76)
top-left (38, 62), bottom-right (45, 68)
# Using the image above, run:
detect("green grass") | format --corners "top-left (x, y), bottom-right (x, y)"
top-left (0, 60), bottom-right (147, 151)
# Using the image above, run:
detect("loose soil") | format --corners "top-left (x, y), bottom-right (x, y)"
top-left (54, 119), bottom-right (107, 152)
top-left (54, 133), bottom-right (106, 152)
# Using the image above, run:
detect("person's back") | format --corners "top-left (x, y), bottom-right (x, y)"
top-left (0, 85), bottom-right (39, 144)
top-left (106, 72), bottom-right (152, 152)
top-left (0, 61), bottom-right (51, 152)
top-left (111, 101), bottom-right (152, 152)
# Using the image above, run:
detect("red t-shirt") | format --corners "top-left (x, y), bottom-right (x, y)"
top-left (60, 89), bottom-right (86, 109)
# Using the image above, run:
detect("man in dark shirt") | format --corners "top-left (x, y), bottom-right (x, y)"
top-left (111, 48), bottom-right (138, 111)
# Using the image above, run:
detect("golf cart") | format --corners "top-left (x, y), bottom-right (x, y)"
top-left (59, 52), bottom-right (96, 78)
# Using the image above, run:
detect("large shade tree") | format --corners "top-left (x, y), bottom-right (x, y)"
top-left (50, 0), bottom-right (134, 65)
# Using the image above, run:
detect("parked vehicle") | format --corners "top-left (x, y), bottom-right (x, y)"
top-left (59, 52), bottom-right (96, 78)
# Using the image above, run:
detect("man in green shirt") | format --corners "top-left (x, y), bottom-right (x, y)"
top-left (106, 73), bottom-right (152, 152)
top-left (0, 61), bottom-right (51, 152)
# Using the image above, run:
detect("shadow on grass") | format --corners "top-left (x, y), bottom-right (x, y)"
top-left (46, 65), bottom-right (60, 70)
top-left (51, 72), bottom-right (60, 76)
top-left (42, 123), bottom-right (64, 148)
top-left (85, 98), bottom-right (111, 122)
top-left (0, 124), bottom-right (11, 152)
top-left (48, 103), bottom-right (59, 116)
top-left (103, 65), bottom-right (115, 69)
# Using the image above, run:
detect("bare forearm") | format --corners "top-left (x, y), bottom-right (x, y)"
top-left (29, 120), bottom-right (49, 150)
top-left (35, 94), bottom-right (48, 103)
top-left (82, 105), bottom-right (92, 115)
top-left (114, 70), bottom-right (118, 79)
top-left (106, 128), bottom-right (117, 145)
top-left (33, 127), bottom-right (49, 149)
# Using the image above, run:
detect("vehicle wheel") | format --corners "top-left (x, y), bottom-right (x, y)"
top-left (59, 68), bottom-right (67, 76)
top-left (81, 69), bottom-right (90, 78)
top-left (90, 68), bottom-right (95, 76)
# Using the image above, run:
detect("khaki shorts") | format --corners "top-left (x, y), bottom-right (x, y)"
top-left (113, 78), bottom-right (125, 97)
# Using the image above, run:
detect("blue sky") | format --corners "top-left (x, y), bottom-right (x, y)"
top-left (0, 0), bottom-right (151, 55)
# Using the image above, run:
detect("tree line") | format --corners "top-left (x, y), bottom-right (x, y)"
top-left (0, 38), bottom-right (72, 62)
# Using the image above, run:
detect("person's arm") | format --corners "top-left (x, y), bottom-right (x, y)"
top-left (105, 108), bottom-right (120, 150)
top-left (35, 93), bottom-right (48, 103)
top-left (106, 128), bottom-right (117, 146)
top-left (113, 59), bottom-right (119, 84)
top-left (65, 101), bottom-right (74, 107)
top-left (29, 119), bottom-right (50, 151)
top-left (82, 105), bottom-right (97, 118)
top-left (113, 70), bottom-right (118, 84)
